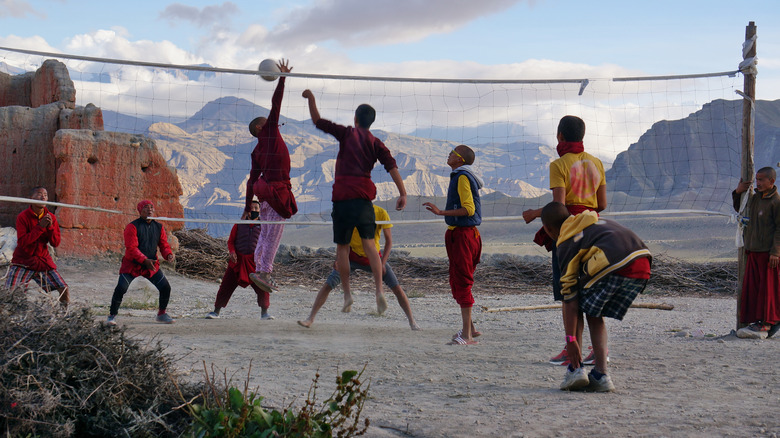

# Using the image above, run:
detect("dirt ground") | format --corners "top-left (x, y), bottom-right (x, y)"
top-left (56, 257), bottom-right (779, 438)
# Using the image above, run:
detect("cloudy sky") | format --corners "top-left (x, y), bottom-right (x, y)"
top-left (1, 0), bottom-right (779, 155)
top-left (2, 0), bottom-right (777, 86)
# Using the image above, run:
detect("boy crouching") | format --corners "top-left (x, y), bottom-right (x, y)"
top-left (541, 202), bottom-right (651, 392)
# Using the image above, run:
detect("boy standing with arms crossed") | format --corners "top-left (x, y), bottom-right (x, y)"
top-left (302, 89), bottom-right (407, 314)
top-left (523, 115), bottom-right (606, 365)
top-left (733, 167), bottom-right (780, 339)
top-left (541, 202), bottom-right (651, 392)
top-left (424, 145), bottom-right (483, 345)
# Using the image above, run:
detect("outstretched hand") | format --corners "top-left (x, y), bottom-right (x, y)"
top-left (276, 58), bottom-right (292, 74)
top-left (422, 202), bottom-right (440, 215)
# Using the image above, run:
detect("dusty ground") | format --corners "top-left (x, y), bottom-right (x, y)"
top-left (57, 257), bottom-right (779, 438)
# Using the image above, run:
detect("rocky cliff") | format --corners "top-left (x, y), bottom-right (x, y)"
top-left (0, 60), bottom-right (182, 258)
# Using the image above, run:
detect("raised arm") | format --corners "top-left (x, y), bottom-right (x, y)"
top-left (301, 89), bottom-right (320, 124)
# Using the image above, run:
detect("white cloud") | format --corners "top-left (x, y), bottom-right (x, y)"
top-left (64, 30), bottom-right (203, 66)
top-left (258, 0), bottom-right (523, 50)
top-left (0, 0), bottom-right (44, 18)
top-left (0, 34), bottom-right (56, 52)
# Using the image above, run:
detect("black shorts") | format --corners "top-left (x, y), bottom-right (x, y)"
top-left (332, 199), bottom-right (375, 245)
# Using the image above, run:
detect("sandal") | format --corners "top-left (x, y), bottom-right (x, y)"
top-left (452, 329), bottom-right (481, 340)
top-left (447, 335), bottom-right (478, 345)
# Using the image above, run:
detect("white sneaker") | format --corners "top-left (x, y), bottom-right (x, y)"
top-left (586, 372), bottom-right (615, 392)
top-left (560, 366), bottom-right (589, 391)
top-left (205, 311), bottom-right (220, 319)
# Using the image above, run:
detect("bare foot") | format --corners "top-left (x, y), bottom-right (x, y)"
top-left (410, 322), bottom-right (422, 331)
top-left (297, 320), bottom-right (312, 328)
top-left (342, 296), bottom-right (353, 313)
top-left (376, 293), bottom-right (388, 315)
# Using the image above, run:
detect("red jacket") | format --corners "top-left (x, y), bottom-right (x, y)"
top-left (11, 207), bottom-right (60, 271)
top-left (119, 218), bottom-right (173, 278)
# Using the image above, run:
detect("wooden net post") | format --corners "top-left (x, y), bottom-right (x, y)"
top-left (737, 21), bottom-right (757, 330)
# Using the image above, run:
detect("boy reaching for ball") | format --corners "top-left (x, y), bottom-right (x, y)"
top-left (246, 59), bottom-right (298, 295)
top-left (302, 89), bottom-right (407, 315)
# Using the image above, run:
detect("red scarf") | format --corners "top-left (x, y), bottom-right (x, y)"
top-left (556, 141), bottom-right (584, 157)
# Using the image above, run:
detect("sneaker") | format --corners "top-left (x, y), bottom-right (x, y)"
top-left (249, 272), bottom-right (275, 294)
top-left (549, 348), bottom-right (569, 366)
top-left (261, 312), bottom-right (275, 320)
top-left (560, 366), bottom-right (589, 391)
top-left (205, 311), bottom-right (220, 319)
top-left (767, 322), bottom-right (780, 339)
top-left (155, 313), bottom-right (175, 324)
top-left (736, 322), bottom-right (769, 339)
top-left (582, 347), bottom-right (610, 366)
top-left (586, 370), bottom-right (615, 392)
top-left (106, 315), bottom-right (117, 326)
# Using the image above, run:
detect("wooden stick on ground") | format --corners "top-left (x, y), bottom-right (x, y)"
top-left (481, 302), bottom-right (674, 313)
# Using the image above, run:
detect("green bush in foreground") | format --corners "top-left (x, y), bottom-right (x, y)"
top-left (182, 364), bottom-right (370, 438)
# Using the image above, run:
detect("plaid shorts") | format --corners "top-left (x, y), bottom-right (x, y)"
top-left (5, 264), bottom-right (68, 292)
top-left (579, 275), bottom-right (647, 320)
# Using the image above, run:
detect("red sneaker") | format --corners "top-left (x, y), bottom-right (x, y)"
top-left (549, 348), bottom-right (569, 366)
top-left (582, 346), bottom-right (610, 366)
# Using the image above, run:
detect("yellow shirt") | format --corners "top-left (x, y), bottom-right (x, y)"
top-left (549, 152), bottom-right (606, 209)
top-left (349, 205), bottom-right (391, 257)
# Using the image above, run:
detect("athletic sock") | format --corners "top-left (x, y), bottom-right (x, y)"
top-left (590, 369), bottom-right (606, 380)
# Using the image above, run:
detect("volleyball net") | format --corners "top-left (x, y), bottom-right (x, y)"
top-left (0, 46), bottom-right (752, 256)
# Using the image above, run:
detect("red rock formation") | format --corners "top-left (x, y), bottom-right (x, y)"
top-left (0, 59), bottom-right (183, 258)
top-left (54, 130), bottom-right (183, 256)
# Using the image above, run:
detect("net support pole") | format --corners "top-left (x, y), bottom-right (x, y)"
top-left (736, 21), bottom-right (757, 330)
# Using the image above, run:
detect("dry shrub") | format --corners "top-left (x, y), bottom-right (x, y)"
top-left (173, 228), bottom-right (228, 280)
top-left (172, 229), bottom-right (738, 297)
top-left (0, 286), bottom-right (199, 437)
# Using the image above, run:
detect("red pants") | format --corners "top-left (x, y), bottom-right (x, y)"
top-left (215, 266), bottom-right (270, 310)
top-left (741, 251), bottom-right (780, 324)
top-left (445, 226), bottom-right (482, 308)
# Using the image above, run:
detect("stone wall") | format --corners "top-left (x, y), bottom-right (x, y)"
top-left (0, 59), bottom-right (183, 258)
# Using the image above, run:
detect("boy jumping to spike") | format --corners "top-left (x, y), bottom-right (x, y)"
top-left (302, 89), bottom-right (407, 315)
top-left (246, 59), bottom-right (298, 295)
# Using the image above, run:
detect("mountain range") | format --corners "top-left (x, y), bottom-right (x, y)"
top-left (101, 97), bottom-right (780, 236)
